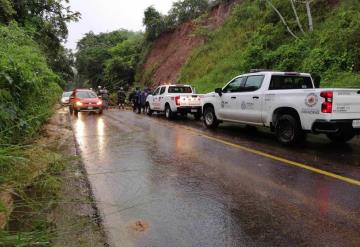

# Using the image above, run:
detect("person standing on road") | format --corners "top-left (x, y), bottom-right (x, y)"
top-left (140, 88), bottom-right (150, 114)
top-left (117, 87), bottom-right (126, 110)
top-left (128, 89), bottom-right (136, 111)
top-left (134, 87), bottom-right (142, 114)
top-left (100, 87), bottom-right (109, 110)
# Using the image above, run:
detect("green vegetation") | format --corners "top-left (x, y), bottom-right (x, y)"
top-left (75, 30), bottom-right (143, 91)
top-left (0, 0), bottom-right (79, 142)
top-left (0, 0), bottom-right (80, 85)
top-left (0, 1), bottom-right (80, 245)
top-left (0, 144), bottom-right (66, 246)
top-left (143, 0), bottom-right (213, 41)
top-left (0, 23), bottom-right (61, 144)
top-left (178, 0), bottom-right (360, 93)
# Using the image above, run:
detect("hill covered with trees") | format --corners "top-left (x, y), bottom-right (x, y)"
top-left (140, 0), bottom-right (360, 92)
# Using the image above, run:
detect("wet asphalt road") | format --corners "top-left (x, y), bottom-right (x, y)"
top-left (70, 109), bottom-right (360, 247)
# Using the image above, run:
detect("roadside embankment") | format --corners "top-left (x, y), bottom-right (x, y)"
top-left (0, 108), bottom-right (107, 246)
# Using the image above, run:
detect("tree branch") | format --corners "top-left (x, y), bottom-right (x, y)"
top-left (290, 0), bottom-right (305, 34)
top-left (266, 0), bottom-right (299, 39)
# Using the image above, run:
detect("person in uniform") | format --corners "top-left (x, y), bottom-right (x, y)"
top-left (117, 87), bottom-right (126, 110)
top-left (134, 87), bottom-right (142, 114)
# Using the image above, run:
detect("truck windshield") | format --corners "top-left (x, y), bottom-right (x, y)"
top-left (168, 86), bottom-right (193, 94)
top-left (269, 75), bottom-right (313, 90)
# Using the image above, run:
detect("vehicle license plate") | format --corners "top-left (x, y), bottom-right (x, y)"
top-left (353, 120), bottom-right (360, 128)
top-left (191, 109), bottom-right (198, 113)
top-left (88, 107), bottom-right (93, 110)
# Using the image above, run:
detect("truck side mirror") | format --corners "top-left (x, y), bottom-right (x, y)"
top-left (215, 88), bottom-right (223, 96)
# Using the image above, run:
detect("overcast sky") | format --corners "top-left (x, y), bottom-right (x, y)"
top-left (65, 0), bottom-right (174, 50)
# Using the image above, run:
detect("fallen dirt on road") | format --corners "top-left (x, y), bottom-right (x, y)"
top-left (128, 220), bottom-right (149, 233)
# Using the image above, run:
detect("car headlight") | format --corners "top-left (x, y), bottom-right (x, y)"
top-left (76, 101), bottom-right (83, 106)
top-left (96, 100), bottom-right (103, 106)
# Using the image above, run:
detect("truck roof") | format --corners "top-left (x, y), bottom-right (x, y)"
top-left (244, 71), bottom-right (311, 77)
top-left (159, 84), bottom-right (192, 87)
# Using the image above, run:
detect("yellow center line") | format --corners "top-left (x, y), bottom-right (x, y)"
top-left (183, 127), bottom-right (360, 187)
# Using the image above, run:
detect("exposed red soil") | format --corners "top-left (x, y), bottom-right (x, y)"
top-left (141, 2), bottom-right (237, 87)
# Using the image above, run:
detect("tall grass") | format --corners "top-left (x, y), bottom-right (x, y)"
top-left (0, 143), bottom-right (67, 246)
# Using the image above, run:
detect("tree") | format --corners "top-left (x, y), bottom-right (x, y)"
top-left (143, 6), bottom-right (164, 41)
top-left (302, 0), bottom-right (314, 32)
top-left (0, 0), bottom-right (15, 23)
top-left (265, 0), bottom-right (299, 39)
top-left (104, 36), bottom-right (143, 90)
top-left (143, 0), bottom-right (210, 41)
top-left (51, 47), bottom-right (75, 88)
top-left (290, 0), bottom-right (304, 34)
top-left (168, 0), bottom-right (208, 25)
top-left (264, 0), bottom-right (316, 39)
top-left (0, 0), bottom-right (80, 87)
top-left (75, 30), bottom-right (142, 89)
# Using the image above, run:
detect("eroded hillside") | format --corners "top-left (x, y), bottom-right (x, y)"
top-left (140, 2), bottom-right (236, 86)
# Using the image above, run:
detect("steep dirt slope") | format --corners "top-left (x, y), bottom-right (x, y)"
top-left (141, 2), bottom-right (236, 86)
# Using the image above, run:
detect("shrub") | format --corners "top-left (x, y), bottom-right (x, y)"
top-left (0, 23), bottom-right (61, 143)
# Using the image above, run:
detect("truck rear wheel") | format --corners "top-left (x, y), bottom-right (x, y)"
top-left (165, 105), bottom-right (174, 120)
top-left (203, 106), bottom-right (219, 129)
top-left (326, 129), bottom-right (355, 143)
top-left (275, 114), bottom-right (304, 145)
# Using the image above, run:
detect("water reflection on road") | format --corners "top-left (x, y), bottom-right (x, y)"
top-left (70, 111), bottom-right (360, 247)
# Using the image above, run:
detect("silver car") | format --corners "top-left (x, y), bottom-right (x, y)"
top-left (61, 91), bottom-right (72, 106)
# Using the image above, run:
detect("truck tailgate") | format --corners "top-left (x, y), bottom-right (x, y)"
top-left (179, 95), bottom-right (202, 107)
top-left (332, 89), bottom-right (360, 118)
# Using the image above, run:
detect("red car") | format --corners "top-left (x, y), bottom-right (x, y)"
top-left (69, 89), bottom-right (103, 115)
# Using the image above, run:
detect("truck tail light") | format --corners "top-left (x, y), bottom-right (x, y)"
top-left (175, 96), bottom-right (180, 106)
top-left (320, 91), bottom-right (333, 113)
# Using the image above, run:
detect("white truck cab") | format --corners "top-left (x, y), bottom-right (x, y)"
top-left (146, 84), bottom-right (202, 120)
top-left (201, 71), bottom-right (360, 144)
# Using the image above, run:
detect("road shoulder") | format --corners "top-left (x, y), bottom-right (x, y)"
top-left (50, 109), bottom-right (108, 246)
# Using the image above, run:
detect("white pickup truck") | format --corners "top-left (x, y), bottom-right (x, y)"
top-left (146, 84), bottom-right (202, 120)
top-left (201, 71), bottom-right (360, 144)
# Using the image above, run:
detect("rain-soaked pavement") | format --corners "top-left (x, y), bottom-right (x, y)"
top-left (70, 109), bottom-right (360, 247)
